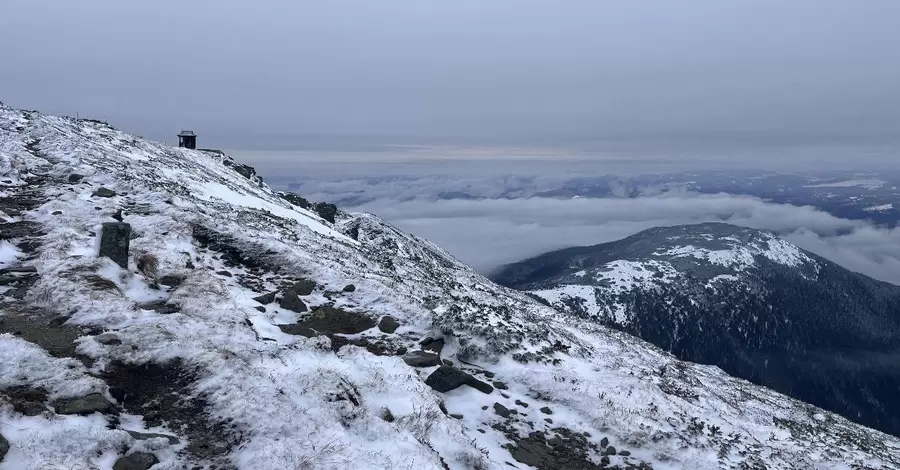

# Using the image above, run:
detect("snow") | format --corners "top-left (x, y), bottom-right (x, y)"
top-left (804, 178), bottom-right (885, 189)
top-left (1, 104), bottom-right (899, 469)
top-left (0, 240), bottom-right (21, 269)
top-left (864, 203), bottom-right (893, 212)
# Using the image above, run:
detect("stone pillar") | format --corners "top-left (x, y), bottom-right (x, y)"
top-left (99, 222), bottom-right (131, 269)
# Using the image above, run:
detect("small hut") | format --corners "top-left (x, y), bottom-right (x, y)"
top-left (177, 130), bottom-right (197, 149)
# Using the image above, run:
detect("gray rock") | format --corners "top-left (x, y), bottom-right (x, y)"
top-left (92, 187), bottom-right (117, 198)
top-left (377, 315), bottom-right (399, 334)
top-left (492, 381), bottom-right (508, 390)
top-left (157, 275), bottom-right (185, 288)
top-left (113, 452), bottom-right (159, 470)
top-left (253, 291), bottom-right (277, 305)
top-left (215, 270), bottom-right (233, 277)
top-left (277, 324), bottom-right (318, 337)
top-left (342, 284), bottom-right (356, 292)
top-left (539, 406), bottom-right (552, 415)
top-left (95, 333), bottom-right (122, 345)
top-left (278, 291), bottom-right (308, 313)
top-left (19, 401), bottom-right (46, 416)
top-left (424, 365), bottom-right (494, 394)
top-left (604, 445), bottom-right (617, 456)
top-left (254, 306), bottom-right (266, 313)
top-left (68, 173), bottom-right (84, 183)
top-left (138, 301), bottom-right (180, 314)
top-left (493, 402), bottom-right (512, 418)
top-left (126, 430), bottom-right (180, 445)
top-left (402, 350), bottom-right (441, 367)
top-left (286, 279), bottom-right (316, 296)
top-left (600, 436), bottom-right (609, 448)
top-left (99, 222), bottom-right (131, 269)
top-left (0, 433), bottom-right (8, 461)
top-left (601, 455), bottom-right (610, 465)
top-left (54, 393), bottom-right (113, 415)
top-left (618, 450), bottom-right (630, 456)
top-left (420, 337), bottom-right (445, 354)
top-left (300, 307), bottom-right (375, 334)
top-left (515, 399), bottom-right (529, 408)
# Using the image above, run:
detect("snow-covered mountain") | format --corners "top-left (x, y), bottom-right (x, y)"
top-left (1, 104), bottom-right (899, 470)
top-left (494, 222), bottom-right (900, 440)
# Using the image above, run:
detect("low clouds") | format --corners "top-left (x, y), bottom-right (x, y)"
top-left (263, 160), bottom-right (900, 285)
top-left (354, 193), bottom-right (900, 283)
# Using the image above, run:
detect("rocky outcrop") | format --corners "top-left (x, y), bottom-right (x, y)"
top-left (424, 365), bottom-right (493, 394)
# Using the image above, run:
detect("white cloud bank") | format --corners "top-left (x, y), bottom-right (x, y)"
top-left (354, 192), bottom-right (900, 284)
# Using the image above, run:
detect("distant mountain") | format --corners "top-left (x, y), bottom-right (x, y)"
top-left (494, 222), bottom-right (900, 437)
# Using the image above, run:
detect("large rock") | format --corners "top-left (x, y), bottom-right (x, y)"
top-left (420, 337), bottom-right (444, 354)
top-left (113, 452), bottom-right (159, 470)
top-left (424, 365), bottom-right (494, 394)
top-left (92, 187), bottom-right (117, 198)
top-left (0, 433), bottom-right (8, 462)
top-left (285, 279), bottom-right (317, 296)
top-left (377, 316), bottom-right (399, 334)
top-left (278, 291), bottom-right (308, 313)
top-left (402, 350), bottom-right (441, 367)
top-left (277, 324), bottom-right (318, 337)
top-left (126, 430), bottom-right (180, 445)
top-left (300, 307), bottom-right (375, 334)
top-left (253, 291), bottom-right (277, 305)
top-left (99, 222), bottom-right (131, 269)
top-left (54, 393), bottom-right (114, 415)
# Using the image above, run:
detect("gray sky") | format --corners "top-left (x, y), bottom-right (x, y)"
top-left (3, 0), bottom-right (900, 152)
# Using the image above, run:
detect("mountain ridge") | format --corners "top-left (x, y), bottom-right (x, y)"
top-left (494, 222), bottom-right (900, 439)
top-left (1, 105), bottom-right (899, 469)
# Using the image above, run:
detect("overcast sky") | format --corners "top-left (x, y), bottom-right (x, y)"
top-left (3, 0), bottom-right (900, 153)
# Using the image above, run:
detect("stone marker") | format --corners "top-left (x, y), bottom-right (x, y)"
top-left (100, 222), bottom-right (131, 269)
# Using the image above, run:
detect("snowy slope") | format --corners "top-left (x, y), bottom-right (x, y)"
top-left (1, 104), bottom-right (899, 470)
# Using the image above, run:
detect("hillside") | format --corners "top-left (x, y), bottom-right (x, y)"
top-left (1, 104), bottom-right (899, 469)
top-left (494, 222), bottom-right (900, 439)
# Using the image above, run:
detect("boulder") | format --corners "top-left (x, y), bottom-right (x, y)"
top-left (92, 187), bottom-right (117, 198)
top-left (300, 307), bottom-right (375, 334)
top-left (600, 437), bottom-right (609, 448)
top-left (137, 300), bottom-right (180, 315)
top-left (402, 350), bottom-right (441, 367)
top-left (424, 365), bottom-right (494, 394)
top-left (493, 381), bottom-right (508, 390)
top-left (286, 279), bottom-right (317, 296)
top-left (342, 284), bottom-right (356, 292)
top-left (157, 274), bottom-right (185, 288)
top-left (99, 222), bottom-right (131, 269)
top-left (493, 402), bottom-right (512, 418)
top-left (604, 445), bottom-right (617, 456)
top-left (377, 316), bottom-right (399, 334)
top-left (253, 291), bottom-right (277, 305)
top-left (113, 452), bottom-right (159, 470)
top-left (19, 401), bottom-right (46, 416)
top-left (126, 430), bottom-right (180, 445)
top-left (277, 324), bottom-right (318, 338)
top-left (278, 292), bottom-right (308, 313)
top-left (618, 450), bottom-right (631, 456)
top-left (54, 393), bottom-right (114, 415)
top-left (539, 406), bottom-right (552, 415)
top-left (67, 173), bottom-right (84, 183)
top-left (0, 433), bottom-right (8, 461)
top-left (420, 337), bottom-right (445, 354)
